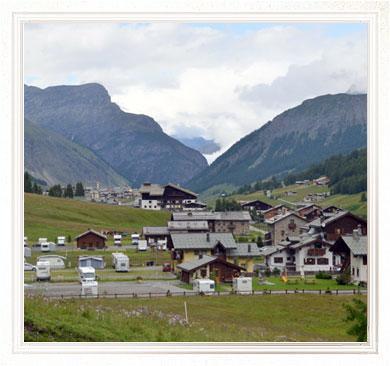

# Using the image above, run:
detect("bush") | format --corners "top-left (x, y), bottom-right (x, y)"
top-left (336, 271), bottom-right (351, 285)
top-left (264, 267), bottom-right (271, 277)
top-left (272, 267), bottom-right (281, 277)
top-left (315, 271), bottom-right (332, 280)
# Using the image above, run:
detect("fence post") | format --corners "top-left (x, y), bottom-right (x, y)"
top-left (184, 291), bottom-right (186, 296)
top-left (218, 291), bottom-right (220, 296)
top-left (336, 289), bottom-right (338, 295)
top-left (353, 289), bottom-right (356, 295)
top-left (302, 289), bottom-right (305, 294)
top-left (285, 289), bottom-right (287, 294)
top-left (319, 289), bottom-right (321, 295)
top-left (252, 290), bottom-right (254, 296)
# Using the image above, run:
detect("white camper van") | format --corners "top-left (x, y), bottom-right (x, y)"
top-left (131, 234), bottom-right (140, 245)
top-left (193, 279), bottom-right (215, 294)
top-left (111, 253), bottom-right (129, 272)
top-left (113, 234), bottom-right (122, 246)
top-left (41, 242), bottom-right (56, 252)
top-left (81, 280), bottom-right (98, 297)
top-left (232, 277), bottom-right (252, 295)
top-left (78, 266), bottom-right (96, 283)
top-left (157, 239), bottom-right (167, 251)
top-left (57, 236), bottom-right (66, 246)
top-left (36, 261), bottom-right (51, 281)
top-left (137, 240), bottom-right (147, 252)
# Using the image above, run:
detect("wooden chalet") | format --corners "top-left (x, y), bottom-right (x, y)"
top-left (308, 211), bottom-right (367, 241)
top-left (263, 204), bottom-right (291, 220)
top-left (240, 199), bottom-right (273, 212)
top-left (75, 229), bottom-right (107, 250)
top-left (296, 204), bottom-right (322, 222)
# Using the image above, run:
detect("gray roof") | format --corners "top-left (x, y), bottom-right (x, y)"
top-left (342, 235), bottom-right (367, 255)
top-left (170, 232), bottom-right (237, 250)
top-left (309, 211), bottom-right (366, 229)
top-left (265, 212), bottom-right (307, 225)
top-left (165, 183), bottom-right (198, 197)
top-left (261, 245), bottom-right (285, 256)
top-left (172, 211), bottom-right (251, 222)
top-left (78, 255), bottom-right (104, 261)
top-left (228, 243), bottom-right (261, 257)
top-left (168, 221), bottom-right (209, 231)
top-left (142, 227), bottom-right (169, 236)
top-left (176, 255), bottom-right (216, 271)
top-left (139, 183), bottom-right (164, 196)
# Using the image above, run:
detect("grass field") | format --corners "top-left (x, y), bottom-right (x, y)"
top-left (24, 294), bottom-right (365, 342)
top-left (24, 193), bottom-right (170, 243)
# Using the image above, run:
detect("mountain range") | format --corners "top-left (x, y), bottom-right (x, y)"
top-left (24, 83), bottom-right (208, 187)
top-left (187, 93), bottom-right (367, 192)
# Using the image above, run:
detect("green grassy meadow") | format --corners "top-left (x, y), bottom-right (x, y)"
top-left (24, 193), bottom-right (170, 243)
top-left (24, 294), bottom-right (365, 342)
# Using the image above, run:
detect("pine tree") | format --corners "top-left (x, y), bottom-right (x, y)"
top-left (24, 171), bottom-right (33, 193)
top-left (64, 184), bottom-right (74, 198)
top-left (49, 184), bottom-right (63, 197)
top-left (75, 182), bottom-right (85, 197)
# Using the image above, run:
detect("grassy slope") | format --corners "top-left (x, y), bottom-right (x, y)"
top-left (24, 294), bottom-right (365, 342)
top-left (229, 184), bottom-right (367, 218)
top-left (24, 193), bottom-right (171, 242)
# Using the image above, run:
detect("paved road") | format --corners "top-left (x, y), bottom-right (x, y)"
top-left (24, 280), bottom-right (193, 297)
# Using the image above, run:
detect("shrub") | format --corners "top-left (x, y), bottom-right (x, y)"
top-left (272, 267), bottom-right (281, 277)
top-left (336, 271), bottom-right (351, 285)
top-left (343, 298), bottom-right (367, 342)
top-left (315, 271), bottom-right (332, 280)
top-left (264, 267), bottom-right (271, 277)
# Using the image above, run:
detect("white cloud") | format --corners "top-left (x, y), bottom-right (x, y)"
top-left (24, 23), bottom-right (367, 162)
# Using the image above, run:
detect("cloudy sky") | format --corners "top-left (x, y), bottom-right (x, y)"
top-left (24, 22), bottom-right (367, 162)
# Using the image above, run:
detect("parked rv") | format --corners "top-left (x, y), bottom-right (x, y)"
top-left (41, 241), bottom-right (56, 252)
top-left (232, 277), bottom-right (252, 295)
top-left (36, 261), bottom-right (51, 281)
top-left (78, 266), bottom-right (96, 283)
top-left (24, 246), bottom-right (32, 258)
top-left (81, 280), bottom-right (98, 297)
top-left (37, 255), bottom-right (66, 269)
top-left (131, 234), bottom-right (140, 245)
top-left (137, 240), bottom-right (147, 252)
top-left (57, 236), bottom-right (66, 246)
top-left (113, 234), bottom-right (122, 246)
top-left (111, 253), bottom-right (129, 272)
top-left (193, 279), bottom-right (215, 294)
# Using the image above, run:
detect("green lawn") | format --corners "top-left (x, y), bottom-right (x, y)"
top-left (24, 193), bottom-right (170, 243)
top-left (24, 294), bottom-right (365, 342)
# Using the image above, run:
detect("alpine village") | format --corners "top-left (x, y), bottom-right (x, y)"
top-left (24, 83), bottom-right (368, 342)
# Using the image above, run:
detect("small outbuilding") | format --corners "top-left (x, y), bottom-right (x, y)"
top-left (75, 229), bottom-right (107, 250)
top-left (78, 255), bottom-right (105, 269)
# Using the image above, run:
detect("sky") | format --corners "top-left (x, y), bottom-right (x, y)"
top-left (24, 22), bottom-right (368, 163)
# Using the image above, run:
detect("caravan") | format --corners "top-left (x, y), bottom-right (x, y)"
top-left (193, 279), bottom-right (215, 294)
top-left (36, 261), bottom-right (51, 281)
top-left (131, 234), bottom-right (140, 245)
top-left (111, 253), bottom-right (129, 272)
top-left (114, 234), bottom-right (122, 246)
top-left (37, 255), bottom-right (66, 269)
top-left (78, 266), bottom-right (98, 297)
top-left (137, 240), bottom-right (147, 252)
top-left (78, 266), bottom-right (96, 283)
top-left (57, 236), bottom-right (66, 246)
top-left (232, 277), bottom-right (252, 295)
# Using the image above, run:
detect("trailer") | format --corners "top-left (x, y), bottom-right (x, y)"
top-left (111, 252), bottom-right (129, 272)
top-left (78, 266), bottom-right (96, 283)
top-left (131, 234), bottom-right (140, 245)
top-left (157, 239), bottom-right (167, 251)
top-left (232, 277), bottom-right (252, 295)
top-left (137, 240), bottom-right (147, 252)
top-left (24, 246), bottom-right (31, 258)
top-left (41, 242), bottom-right (56, 252)
top-left (81, 280), bottom-right (98, 297)
top-left (37, 255), bottom-right (66, 269)
top-left (57, 236), bottom-right (66, 246)
top-left (36, 261), bottom-right (51, 281)
top-left (193, 279), bottom-right (215, 294)
top-left (113, 234), bottom-right (122, 246)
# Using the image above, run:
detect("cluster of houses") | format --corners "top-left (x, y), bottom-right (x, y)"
top-left (84, 184), bottom-right (136, 204)
top-left (295, 175), bottom-right (330, 186)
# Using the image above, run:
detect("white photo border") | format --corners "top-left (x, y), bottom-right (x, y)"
top-left (2, 0), bottom-right (389, 362)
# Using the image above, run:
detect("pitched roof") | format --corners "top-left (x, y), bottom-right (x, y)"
top-left (176, 255), bottom-right (216, 271)
top-left (240, 199), bottom-right (272, 207)
top-left (260, 245), bottom-right (285, 256)
top-left (78, 255), bottom-right (104, 261)
top-left (264, 212), bottom-right (307, 225)
top-left (75, 229), bottom-right (107, 240)
top-left (168, 221), bottom-right (209, 231)
top-left (139, 183), bottom-right (164, 196)
top-left (309, 211), bottom-right (366, 229)
top-left (170, 232), bottom-right (237, 250)
top-left (228, 243), bottom-right (261, 257)
top-left (172, 211), bottom-right (251, 222)
top-left (165, 183), bottom-right (198, 197)
top-left (341, 235), bottom-right (367, 255)
top-left (142, 227), bottom-right (170, 236)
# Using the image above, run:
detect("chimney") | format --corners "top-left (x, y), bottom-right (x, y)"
top-left (352, 229), bottom-right (359, 241)
top-left (357, 224), bottom-right (362, 236)
top-left (206, 233), bottom-right (210, 242)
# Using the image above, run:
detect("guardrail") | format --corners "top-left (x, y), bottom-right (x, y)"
top-left (27, 288), bottom-right (367, 300)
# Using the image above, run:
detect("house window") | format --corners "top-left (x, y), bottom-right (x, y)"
top-left (304, 258), bottom-right (315, 265)
top-left (357, 268), bottom-right (360, 277)
top-left (281, 230), bottom-right (285, 237)
top-left (314, 242), bottom-right (322, 249)
top-left (363, 255), bottom-right (367, 265)
top-left (274, 257), bottom-right (283, 263)
top-left (352, 267), bottom-right (355, 275)
top-left (317, 258), bottom-right (329, 265)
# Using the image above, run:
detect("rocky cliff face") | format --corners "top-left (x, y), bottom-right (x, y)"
top-left (24, 83), bottom-right (208, 187)
top-left (188, 93), bottom-right (367, 192)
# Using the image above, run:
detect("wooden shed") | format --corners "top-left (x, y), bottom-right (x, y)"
top-left (75, 229), bottom-right (107, 250)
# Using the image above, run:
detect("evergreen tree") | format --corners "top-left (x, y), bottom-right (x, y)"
top-left (24, 171), bottom-right (33, 193)
top-left (343, 298), bottom-right (367, 342)
top-left (360, 192), bottom-right (367, 202)
top-left (75, 182), bottom-right (85, 197)
top-left (64, 184), bottom-right (74, 198)
top-left (48, 184), bottom-right (63, 197)
top-left (32, 182), bottom-right (42, 195)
